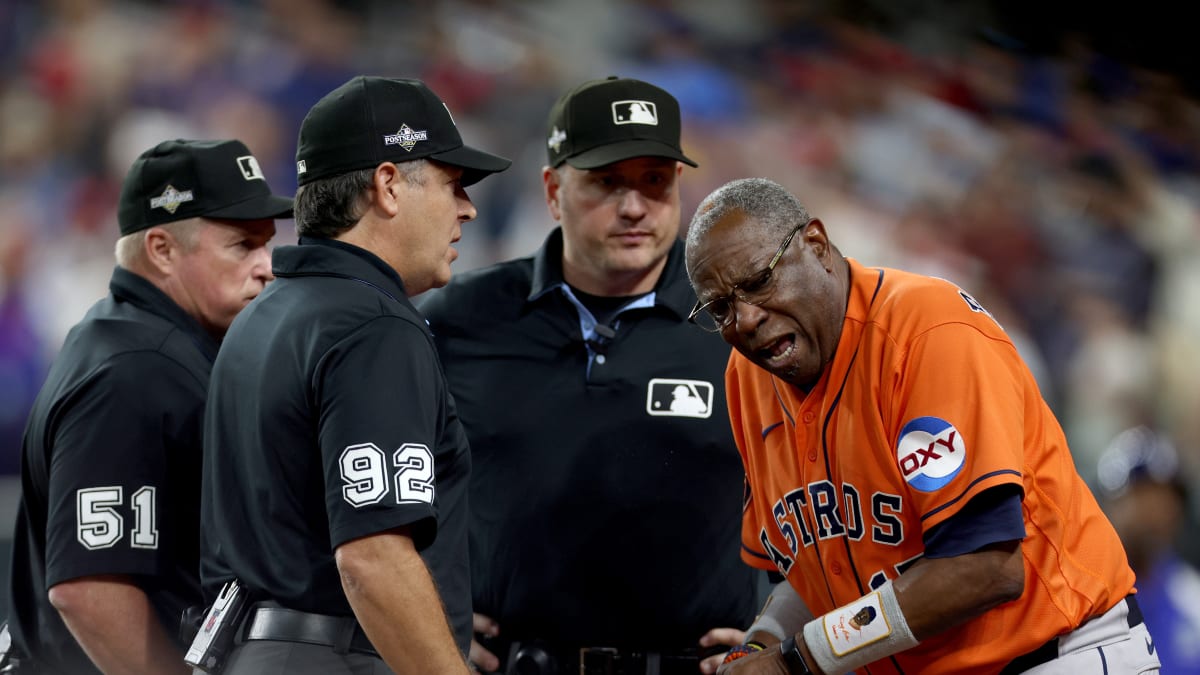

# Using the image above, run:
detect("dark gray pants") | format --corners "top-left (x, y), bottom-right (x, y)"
top-left (196, 640), bottom-right (395, 675)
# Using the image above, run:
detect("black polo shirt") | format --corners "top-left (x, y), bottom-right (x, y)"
top-left (7, 267), bottom-right (213, 675)
top-left (200, 237), bottom-right (472, 654)
top-left (418, 229), bottom-right (758, 649)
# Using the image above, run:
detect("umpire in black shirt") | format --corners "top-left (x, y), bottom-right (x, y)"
top-left (3, 139), bottom-right (291, 674)
top-left (419, 77), bottom-right (761, 674)
top-left (197, 76), bottom-right (509, 675)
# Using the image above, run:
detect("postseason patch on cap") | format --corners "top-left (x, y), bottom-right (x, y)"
top-left (548, 126), bottom-right (567, 153)
top-left (383, 124), bottom-right (428, 151)
top-left (149, 185), bottom-right (195, 214)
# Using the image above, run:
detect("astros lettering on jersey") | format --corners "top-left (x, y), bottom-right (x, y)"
top-left (727, 259), bottom-right (1135, 674)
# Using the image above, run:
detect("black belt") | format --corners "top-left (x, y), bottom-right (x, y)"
top-left (999, 595), bottom-right (1143, 674)
top-left (242, 605), bottom-right (378, 658)
top-left (505, 640), bottom-right (702, 675)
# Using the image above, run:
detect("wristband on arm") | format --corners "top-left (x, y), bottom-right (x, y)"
top-left (792, 580), bottom-right (919, 675)
top-left (721, 641), bottom-right (766, 665)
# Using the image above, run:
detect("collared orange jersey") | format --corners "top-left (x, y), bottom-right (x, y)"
top-left (727, 259), bottom-right (1135, 674)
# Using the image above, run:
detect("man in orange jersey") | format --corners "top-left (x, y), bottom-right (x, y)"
top-left (683, 177), bottom-right (1161, 675)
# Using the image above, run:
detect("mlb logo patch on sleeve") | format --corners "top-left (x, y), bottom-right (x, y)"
top-left (646, 378), bottom-right (713, 418)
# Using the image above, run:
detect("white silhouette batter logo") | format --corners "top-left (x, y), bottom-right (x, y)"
top-left (646, 378), bottom-right (713, 418)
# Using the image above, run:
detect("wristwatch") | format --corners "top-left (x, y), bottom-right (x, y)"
top-left (780, 634), bottom-right (814, 675)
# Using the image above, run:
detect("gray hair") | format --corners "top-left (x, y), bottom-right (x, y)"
top-left (685, 177), bottom-right (811, 273)
top-left (113, 218), bottom-right (202, 268)
top-left (294, 159), bottom-right (429, 238)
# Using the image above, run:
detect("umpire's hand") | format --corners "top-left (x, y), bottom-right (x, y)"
top-left (699, 627), bottom-right (748, 674)
top-left (469, 612), bottom-right (501, 673)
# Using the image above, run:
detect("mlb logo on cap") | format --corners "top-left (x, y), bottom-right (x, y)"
top-left (237, 156), bottom-right (266, 181)
top-left (612, 100), bottom-right (659, 126)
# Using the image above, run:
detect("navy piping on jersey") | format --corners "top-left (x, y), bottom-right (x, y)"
top-left (769, 371), bottom-right (830, 603)
top-left (759, 268), bottom-right (884, 646)
top-left (743, 544), bottom-right (772, 562)
top-left (761, 421), bottom-right (784, 439)
top-left (821, 268), bottom-right (902, 675)
top-left (821, 267), bottom-right (884, 602)
top-left (920, 470), bottom-right (1024, 522)
top-left (770, 379), bottom-right (795, 426)
top-left (922, 487), bottom-right (1025, 559)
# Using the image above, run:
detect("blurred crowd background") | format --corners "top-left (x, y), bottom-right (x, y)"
top-left (1, 0), bottom-right (1198, 577)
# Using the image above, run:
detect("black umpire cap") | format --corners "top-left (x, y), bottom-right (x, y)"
top-left (546, 76), bottom-right (697, 169)
top-left (295, 75), bottom-right (512, 188)
top-left (118, 139), bottom-right (294, 236)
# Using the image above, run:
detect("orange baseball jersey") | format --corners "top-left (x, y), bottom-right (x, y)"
top-left (727, 259), bottom-right (1135, 674)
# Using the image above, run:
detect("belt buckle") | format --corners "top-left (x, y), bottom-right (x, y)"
top-left (580, 646), bottom-right (619, 675)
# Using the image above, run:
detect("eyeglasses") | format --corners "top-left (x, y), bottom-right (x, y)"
top-left (688, 221), bottom-right (806, 333)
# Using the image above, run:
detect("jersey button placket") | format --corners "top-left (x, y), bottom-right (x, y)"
top-left (803, 411), bottom-right (817, 461)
